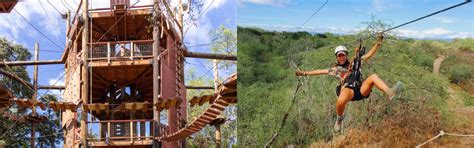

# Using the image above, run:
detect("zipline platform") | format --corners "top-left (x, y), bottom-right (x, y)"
top-left (0, 84), bottom-right (13, 108)
top-left (0, 1), bottom-right (17, 13)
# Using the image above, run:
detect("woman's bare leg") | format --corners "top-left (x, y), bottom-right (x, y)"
top-left (360, 74), bottom-right (391, 96)
top-left (335, 87), bottom-right (354, 131)
top-left (360, 74), bottom-right (402, 101)
top-left (336, 87), bottom-right (355, 116)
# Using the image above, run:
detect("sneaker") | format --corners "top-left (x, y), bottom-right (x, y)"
top-left (334, 115), bottom-right (344, 131)
top-left (388, 81), bottom-right (403, 101)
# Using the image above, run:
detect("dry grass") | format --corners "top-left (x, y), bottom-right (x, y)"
top-left (309, 86), bottom-right (474, 147)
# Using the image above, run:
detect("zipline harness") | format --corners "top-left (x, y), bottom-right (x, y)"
top-left (344, 42), bottom-right (366, 89)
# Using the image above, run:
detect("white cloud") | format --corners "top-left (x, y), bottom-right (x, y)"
top-left (371, 0), bottom-right (400, 12)
top-left (431, 16), bottom-right (457, 24)
top-left (0, 0), bottom-right (71, 46)
top-left (422, 28), bottom-right (451, 36)
top-left (239, 0), bottom-right (292, 7)
top-left (183, 14), bottom-right (213, 50)
top-left (204, 0), bottom-right (227, 11)
top-left (395, 28), bottom-right (473, 39)
top-left (372, 0), bottom-right (384, 12)
top-left (242, 24), bottom-right (473, 39)
top-left (182, 0), bottom-right (228, 51)
top-left (241, 24), bottom-right (360, 35)
top-left (47, 72), bottom-right (65, 97)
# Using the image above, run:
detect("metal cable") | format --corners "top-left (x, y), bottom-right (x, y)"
top-left (301, 0), bottom-right (329, 27)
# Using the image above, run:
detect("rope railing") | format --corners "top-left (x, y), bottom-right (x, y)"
top-left (416, 130), bottom-right (474, 148)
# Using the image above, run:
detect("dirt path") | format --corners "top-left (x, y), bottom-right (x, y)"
top-left (433, 55), bottom-right (445, 75)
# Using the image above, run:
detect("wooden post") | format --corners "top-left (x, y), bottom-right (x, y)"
top-left (215, 124), bottom-right (222, 148)
top-left (30, 42), bottom-right (39, 148)
top-left (131, 42), bottom-right (134, 62)
top-left (130, 121), bottom-right (134, 143)
top-left (80, 0), bottom-right (89, 147)
top-left (65, 11), bottom-right (70, 43)
top-left (107, 122), bottom-right (111, 141)
top-left (152, 0), bottom-right (161, 147)
top-left (178, 0), bottom-right (183, 38)
top-left (107, 42), bottom-right (111, 64)
top-left (213, 59), bottom-right (219, 93)
top-left (213, 59), bottom-right (222, 148)
top-left (34, 43), bottom-right (39, 98)
top-left (130, 102), bottom-right (136, 143)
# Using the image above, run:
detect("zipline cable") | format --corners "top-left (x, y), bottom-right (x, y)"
top-left (301, 0), bottom-right (328, 27)
top-left (384, 0), bottom-right (471, 33)
top-left (360, 0), bottom-right (471, 40)
top-left (13, 9), bottom-right (64, 51)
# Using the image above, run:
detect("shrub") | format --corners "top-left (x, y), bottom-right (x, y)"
top-left (447, 64), bottom-right (473, 84)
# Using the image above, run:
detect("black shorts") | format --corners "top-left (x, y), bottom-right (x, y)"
top-left (336, 85), bottom-right (371, 101)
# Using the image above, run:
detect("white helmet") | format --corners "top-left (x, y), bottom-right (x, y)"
top-left (334, 45), bottom-right (348, 56)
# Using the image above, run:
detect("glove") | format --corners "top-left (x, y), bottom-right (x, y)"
top-left (377, 32), bottom-right (384, 42)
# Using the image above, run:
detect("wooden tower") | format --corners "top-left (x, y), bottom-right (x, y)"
top-left (62, 0), bottom-right (186, 147)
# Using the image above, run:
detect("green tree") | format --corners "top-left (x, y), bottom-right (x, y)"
top-left (0, 38), bottom-right (63, 147)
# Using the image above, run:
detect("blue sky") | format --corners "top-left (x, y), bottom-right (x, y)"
top-left (238, 0), bottom-right (473, 39)
top-left (0, 0), bottom-right (235, 142)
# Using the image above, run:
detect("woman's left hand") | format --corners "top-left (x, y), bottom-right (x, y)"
top-left (377, 32), bottom-right (384, 42)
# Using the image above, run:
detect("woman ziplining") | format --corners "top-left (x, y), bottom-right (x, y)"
top-left (295, 33), bottom-right (402, 131)
top-left (290, 0), bottom-right (471, 131)
top-left (262, 1), bottom-right (471, 146)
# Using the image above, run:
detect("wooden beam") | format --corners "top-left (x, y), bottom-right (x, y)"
top-left (0, 60), bottom-right (63, 66)
top-left (0, 69), bottom-right (34, 91)
top-left (38, 85), bottom-right (65, 90)
top-left (185, 86), bottom-right (214, 89)
top-left (152, 0), bottom-right (162, 147)
top-left (184, 51), bottom-right (237, 61)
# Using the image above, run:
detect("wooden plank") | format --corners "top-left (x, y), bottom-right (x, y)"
top-left (83, 104), bottom-right (89, 112)
top-left (90, 8), bottom-right (151, 18)
top-left (95, 103), bottom-right (101, 114)
top-left (210, 103), bottom-right (226, 111)
top-left (200, 114), bottom-right (214, 122)
top-left (38, 102), bottom-right (46, 110)
top-left (60, 102), bottom-right (67, 111)
top-left (197, 95), bottom-right (208, 106)
top-left (175, 99), bottom-right (182, 108)
top-left (89, 59), bottom-right (151, 67)
top-left (168, 98), bottom-right (177, 108)
top-left (215, 99), bottom-right (229, 107)
top-left (207, 108), bottom-right (220, 115)
top-left (189, 97), bottom-right (197, 107)
top-left (160, 100), bottom-right (167, 109)
top-left (194, 119), bottom-right (207, 127)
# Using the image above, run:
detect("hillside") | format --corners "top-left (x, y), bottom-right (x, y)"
top-left (237, 27), bottom-right (474, 147)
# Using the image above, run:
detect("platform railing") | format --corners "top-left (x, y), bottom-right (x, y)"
top-left (87, 119), bottom-right (168, 143)
top-left (89, 40), bottom-right (153, 62)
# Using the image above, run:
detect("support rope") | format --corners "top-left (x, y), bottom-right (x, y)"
top-left (416, 130), bottom-right (474, 148)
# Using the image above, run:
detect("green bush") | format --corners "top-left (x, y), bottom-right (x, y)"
top-left (447, 64), bottom-right (473, 84)
top-left (460, 91), bottom-right (474, 106)
top-left (412, 50), bottom-right (434, 69)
